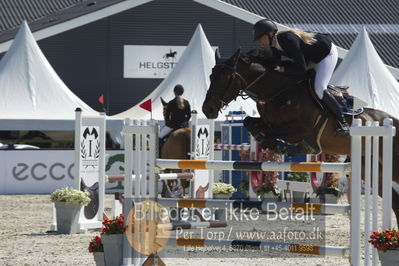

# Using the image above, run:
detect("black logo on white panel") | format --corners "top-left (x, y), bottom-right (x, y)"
top-left (80, 127), bottom-right (100, 169)
top-left (195, 126), bottom-right (210, 159)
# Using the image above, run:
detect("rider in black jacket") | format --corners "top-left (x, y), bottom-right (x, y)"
top-left (253, 19), bottom-right (349, 137)
top-left (159, 84), bottom-right (191, 140)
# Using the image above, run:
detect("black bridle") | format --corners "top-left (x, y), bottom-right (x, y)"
top-left (206, 63), bottom-right (270, 109)
top-left (206, 64), bottom-right (247, 109)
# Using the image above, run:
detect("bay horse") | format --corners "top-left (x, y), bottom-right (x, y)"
top-left (202, 48), bottom-right (399, 225)
top-left (159, 98), bottom-right (210, 199)
top-left (159, 97), bottom-right (191, 197)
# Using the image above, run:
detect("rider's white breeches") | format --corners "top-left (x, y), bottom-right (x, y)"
top-left (159, 125), bottom-right (173, 139)
top-left (314, 43), bottom-right (338, 99)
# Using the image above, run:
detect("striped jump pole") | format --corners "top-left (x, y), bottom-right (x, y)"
top-left (106, 172), bottom-right (194, 182)
top-left (158, 221), bottom-right (227, 231)
top-left (160, 238), bottom-right (350, 257)
top-left (158, 198), bottom-right (350, 215)
top-left (214, 143), bottom-right (251, 151)
top-left (156, 159), bottom-right (351, 173)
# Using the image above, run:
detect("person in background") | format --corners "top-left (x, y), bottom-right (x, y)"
top-left (159, 84), bottom-right (191, 143)
top-left (253, 19), bottom-right (349, 136)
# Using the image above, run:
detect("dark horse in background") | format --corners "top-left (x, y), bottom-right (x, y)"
top-left (202, 48), bottom-right (399, 225)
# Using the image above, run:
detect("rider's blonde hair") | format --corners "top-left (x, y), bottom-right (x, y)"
top-left (277, 29), bottom-right (317, 45)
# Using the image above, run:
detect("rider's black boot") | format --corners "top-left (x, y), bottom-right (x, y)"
top-left (322, 90), bottom-right (350, 137)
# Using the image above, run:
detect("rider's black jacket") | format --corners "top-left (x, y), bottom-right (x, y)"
top-left (277, 31), bottom-right (332, 76)
top-left (165, 98), bottom-right (191, 128)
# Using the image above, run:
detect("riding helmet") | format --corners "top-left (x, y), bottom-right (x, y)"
top-left (173, 84), bottom-right (184, 95)
top-left (253, 19), bottom-right (278, 41)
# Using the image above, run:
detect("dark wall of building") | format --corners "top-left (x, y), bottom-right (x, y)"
top-left (13, 0), bottom-right (258, 115)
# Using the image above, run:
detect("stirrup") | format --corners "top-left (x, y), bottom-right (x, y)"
top-left (335, 126), bottom-right (350, 137)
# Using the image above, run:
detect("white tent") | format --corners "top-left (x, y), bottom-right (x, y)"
top-left (0, 21), bottom-right (98, 121)
top-left (112, 24), bottom-right (258, 120)
top-left (331, 28), bottom-right (399, 119)
top-left (0, 22), bottom-right (125, 143)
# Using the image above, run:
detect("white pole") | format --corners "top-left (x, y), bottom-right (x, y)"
top-left (364, 121), bottom-right (372, 266)
top-left (74, 108), bottom-right (82, 189)
top-left (372, 121), bottom-right (380, 265)
top-left (191, 110), bottom-right (198, 160)
top-left (191, 110), bottom-right (198, 198)
top-left (133, 120), bottom-right (142, 266)
top-left (123, 118), bottom-right (133, 266)
top-left (350, 118), bottom-right (362, 266)
top-left (382, 118), bottom-right (394, 229)
top-left (209, 119), bottom-right (214, 198)
top-left (148, 120), bottom-right (158, 263)
top-left (249, 135), bottom-right (258, 200)
top-left (98, 112), bottom-right (106, 223)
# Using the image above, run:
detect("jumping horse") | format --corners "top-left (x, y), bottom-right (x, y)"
top-left (202, 48), bottom-right (399, 225)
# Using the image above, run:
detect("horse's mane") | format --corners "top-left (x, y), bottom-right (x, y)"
top-left (240, 47), bottom-right (282, 70)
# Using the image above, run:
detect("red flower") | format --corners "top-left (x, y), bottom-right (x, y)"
top-left (101, 214), bottom-right (127, 235)
top-left (369, 229), bottom-right (399, 252)
top-left (88, 235), bottom-right (103, 253)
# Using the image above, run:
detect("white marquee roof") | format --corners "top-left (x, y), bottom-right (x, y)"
top-left (331, 28), bottom-right (399, 119)
top-left (0, 21), bottom-right (98, 121)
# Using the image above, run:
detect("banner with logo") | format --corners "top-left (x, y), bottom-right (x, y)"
top-left (0, 150), bottom-right (124, 194)
top-left (124, 45), bottom-right (186, 78)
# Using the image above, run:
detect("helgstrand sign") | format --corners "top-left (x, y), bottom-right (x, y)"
top-left (124, 45), bottom-right (186, 78)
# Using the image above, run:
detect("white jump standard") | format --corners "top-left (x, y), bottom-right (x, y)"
top-left (121, 118), bottom-right (395, 266)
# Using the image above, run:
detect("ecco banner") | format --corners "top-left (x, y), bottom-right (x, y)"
top-left (124, 45), bottom-right (186, 78)
top-left (0, 150), bottom-right (124, 194)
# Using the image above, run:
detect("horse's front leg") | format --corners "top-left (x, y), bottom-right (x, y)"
top-left (243, 116), bottom-right (269, 142)
top-left (261, 122), bottom-right (320, 156)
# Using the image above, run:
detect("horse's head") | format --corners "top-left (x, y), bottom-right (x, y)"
top-left (202, 48), bottom-right (245, 119)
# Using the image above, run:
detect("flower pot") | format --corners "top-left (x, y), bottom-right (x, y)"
top-left (319, 194), bottom-right (338, 204)
top-left (259, 191), bottom-right (278, 200)
top-left (214, 193), bottom-right (232, 200)
top-left (102, 234), bottom-right (123, 266)
top-left (93, 252), bottom-right (105, 266)
top-left (292, 191), bottom-right (305, 203)
top-left (54, 201), bottom-right (81, 234)
top-left (378, 250), bottom-right (399, 266)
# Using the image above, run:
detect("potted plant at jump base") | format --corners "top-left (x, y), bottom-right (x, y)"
top-left (238, 180), bottom-right (249, 197)
top-left (315, 173), bottom-right (340, 204)
top-left (101, 214), bottom-right (126, 266)
top-left (213, 182), bottom-right (236, 220)
top-left (369, 229), bottom-right (399, 265)
top-left (88, 235), bottom-right (104, 266)
top-left (287, 172), bottom-right (309, 203)
top-left (50, 187), bottom-right (90, 234)
top-left (213, 182), bottom-right (237, 199)
top-left (256, 184), bottom-right (280, 200)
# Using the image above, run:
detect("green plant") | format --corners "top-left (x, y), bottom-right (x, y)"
top-left (369, 229), bottom-right (399, 251)
top-left (50, 187), bottom-right (90, 206)
top-left (213, 182), bottom-right (237, 195)
top-left (238, 180), bottom-right (249, 193)
top-left (315, 185), bottom-right (340, 197)
top-left (257, 185), bottom-right (280, 197)
top-left (287, 172), bottom-right (309, 182)
top-left (88, 235), bottom-right (104, 253)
